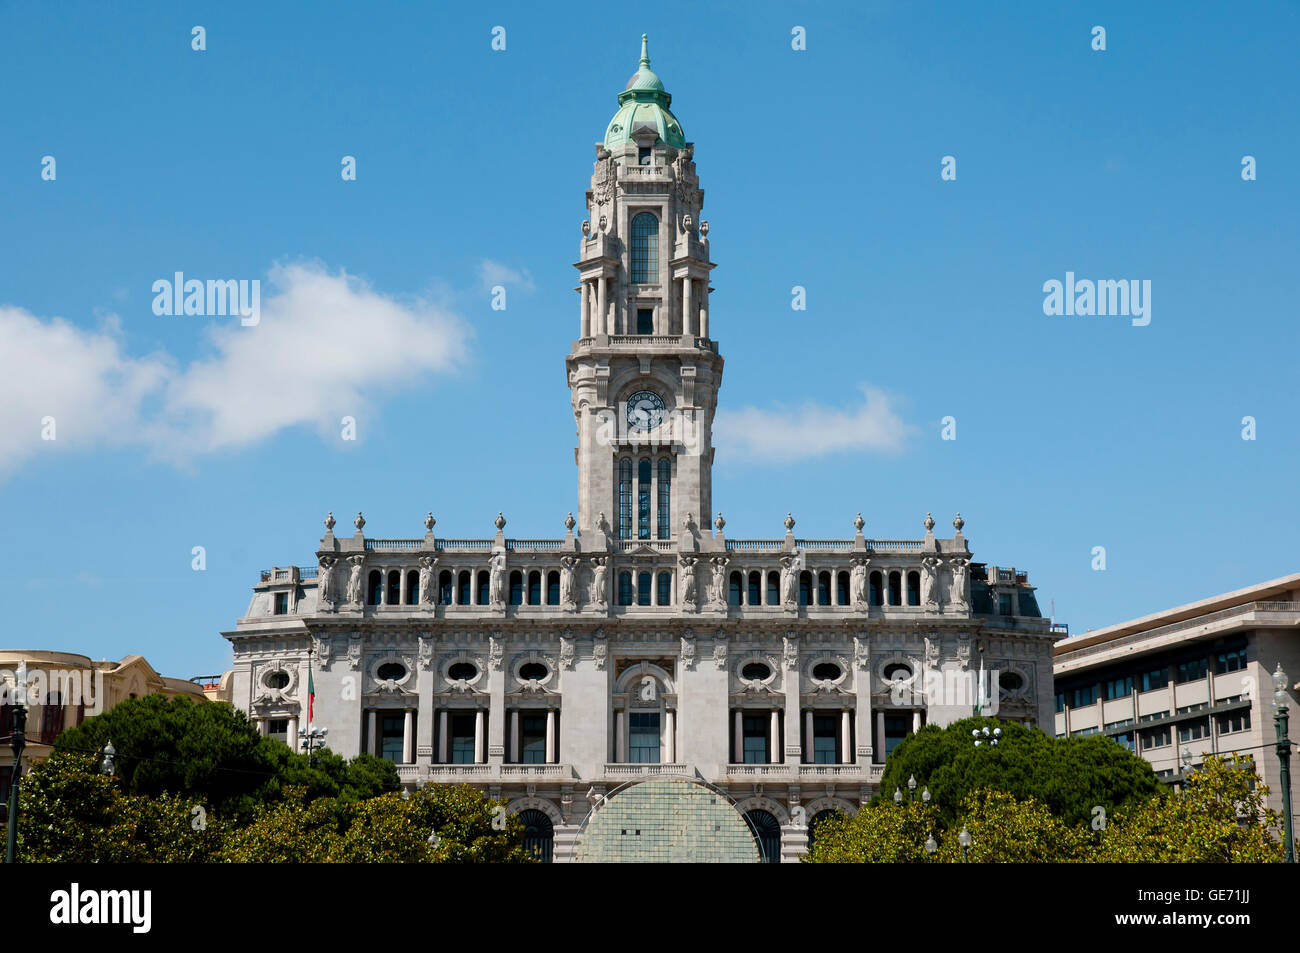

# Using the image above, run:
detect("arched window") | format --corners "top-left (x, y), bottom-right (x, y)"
top-left (907, 571), bottom-right (921, 606)
top-left (799, 571), bottom-right (812, 606)
top-left (729, 571), bottom-right (743, 606)
top-left (657, 571), bottom-right (672, 606)
top-left (888, 571), bottom-right (902, 606)
top-left (546, 570), bottom-right (560, 605)
top-left (477, 570), bottom-right (490, 605)
top-left (527, 570), bottom-right (541, 605)
top-left (869, 571), bottom-right (883, 606)
top-left (657, 458), bottom-right (671, 539)
top-left (367, 570), bottom-right (383, 606)
top-left (439, 570), bottom-right (453, 606)
top-left (387, 570), bottom-right (401, 605)
top-left (748, 571), bottom-right (762, 606)
top-left (519, 809), bottom-right (554, 863)
top-left (630, 212), bottom-right (659, 283)
top-left (457, 570), bottom-right (471, 606)
top-left (637, 458), bottom-right (652, 539)
top-left (618, 459), bottom-right (633, 539)
top-left (767, 571), bottom-right (780, 606)
top-left (836, 571), bottom-right (850, 606)
top-left (744, 809), bottom-right (782, 864)
top-left (618, 571), bottom-right (634, 606)
top-left (817, 571), bottom-right (831, 606)
top-left (637, 571), bottom-right (652, 606)
top-left (406, 570), bottom-right (419, 605)
top-left (509, 570), bottom-right (524, 606)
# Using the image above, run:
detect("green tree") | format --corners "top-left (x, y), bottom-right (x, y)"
top-left (879, 717), bottom-right (1160, 827)
top-left (804, 800), bottom-right (937, 863)
top-left (16, 754), bottom-right (226, 862)
top-left (54, 695), bottom-right (397, 821)
top-left (934, 789), bottom-right (1092, 862)
top-left (1096, 754), bottom-right (1288, 862)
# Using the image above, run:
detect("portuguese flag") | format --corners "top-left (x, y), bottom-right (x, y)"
top-left (307, 661), bottom-right (316, 728)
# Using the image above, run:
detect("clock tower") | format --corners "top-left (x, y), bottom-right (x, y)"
top-left (567, 35), bottom-right (722, 543)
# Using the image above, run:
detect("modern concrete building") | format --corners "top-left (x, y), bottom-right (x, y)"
top-left (221, 36), bottom-right (1057, 862)
top-left (0, 650), bottom-right (206, 804)
top-left (1053, 573), bottom-right (1300, 820)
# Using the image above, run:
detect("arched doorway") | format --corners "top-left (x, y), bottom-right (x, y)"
top-left (744, 809), bottom-right (782, 863)
top-left (518, 809), bottom-right (554, 863)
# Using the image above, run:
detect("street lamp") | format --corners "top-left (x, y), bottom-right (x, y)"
top-left (1273, 663), bottom-right (1295, 864)
top-left (5, 662), bottom-right (29, 864)
top-left (100, 740), bottom-right (116, 776)
top-left (894, 774), bottom-right (930, 805)
top-left (924, 835), bottom-right (937, 861)
top-left (300, 725), bottom-right (328, 767)
top-left (957, 825), bottom-right (973, 863)
top-left (972, 726), bottom-right (1001, 747)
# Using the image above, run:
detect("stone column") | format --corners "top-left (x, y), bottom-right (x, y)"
top-left (398, 570), bottom-right (407, 606)
top-left (580, 280), bottom-right (590, 337)
top-left (509, 710), bottom-right (519, 763)
top-left (286, 716), bottom-right (298, 754)
top-left (474, 709), bottom-right (486, 763)
top-left (664, 709), bottom-right (676, 763)
top-left (912, 710), bottom-right (922, 734)
top-left (733, 710), bottom-right (743, 764)
top-left (545, 708), bottom-right (557, 764)
top-left (699, 285), bottom-right (709, 339)
top-left (437, 709), bottom-right (448, 763)
top-left (597, 276), bottom-right (608, 336)
top-left (856, 689), bottom-right (872, 767)
top-left (803, 710), bottom-right (813, 763)
top-left (616, 708), bottom-right (628, 763)
top-left (840, 709), bottom-right (852, 765)
top-left (683, 276), bottom-right (694, 336)
top-left (769, 709), bottom-right (780, 763)
top-left (403, 708), bottom-right (414, 764)
top-left (367, 710), bottom-right (377, 757)
top-left (875, 711), bottom-right (886, 764)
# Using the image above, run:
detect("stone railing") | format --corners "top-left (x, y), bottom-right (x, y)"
top-left (499, 764), bottom-right (573, 779)
top-left (603, 763), bottom-right (695, 780)
top-left (724, 763), bottom-right (884, 782)
top-left (608, 334), bottom-right (684, 346)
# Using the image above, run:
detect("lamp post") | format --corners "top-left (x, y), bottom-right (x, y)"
top-left (300, 725), bottom-right (328, 767)
top-left (924, 835), bottom-right (937, 862)
top-left (1273, 664), bottom-right (1295, 864)
top-left (5, 662), bottom-right (29, 864)
top-left (101, 740), bottom-right (116, 776)
top-left (972, 725), bottom-right (1001, 747)
top-left (893, 774), bottom-right (930, 806)
top-left (957, 825), bottom-right (972, 863)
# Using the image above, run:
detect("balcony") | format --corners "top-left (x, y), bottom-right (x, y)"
top-left (724, 763), bottom-right (884, 783)
top-left (603, 763), bottom-right (695, 780)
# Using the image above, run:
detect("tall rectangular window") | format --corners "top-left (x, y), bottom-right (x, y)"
top-left (637, 459), bottom-right (651, 539)
top-left (883, 714), bottom-right (911, 757)
top-left (629, 712), bottom-right (661, 763)
top-left (380, 713), bottom-right (404, 762)
top-left (637, 308), bottom-right (654, 334)
top-left (656, 571), bottom-right (672, 606)
top-left (657, 459), bottom-right (671, 539)
top-left (813, 714), bottom-right (839, 764)
top-left (273, 592), bottom-right (288, 615)
top-left (637, 572), bottom-right (652, 606)
top-left (618, 459), bottom-right (632, 539)
top-left (520, 714), bottom-right (547, 763)
top-left (630, 213), bottom-right (659, 283)
top-left (450, 713), bottom-right (476, 764)
top-left (742, 713), bottom-right (769, 764)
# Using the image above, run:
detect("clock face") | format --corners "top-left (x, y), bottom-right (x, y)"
top-left (626, 390), bottom-right (666, 432)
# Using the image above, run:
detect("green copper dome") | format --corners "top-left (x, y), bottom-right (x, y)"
top-left (604, 35), bottom-right (687, 150)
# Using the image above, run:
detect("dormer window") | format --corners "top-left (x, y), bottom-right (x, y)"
top-left (637, 308), bottom-right (654, 334)
top-left (638, 146), bottom-right (652, 165)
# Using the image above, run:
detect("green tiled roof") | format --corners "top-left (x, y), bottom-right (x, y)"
top-left (604, 35), bottom-right (687, 150)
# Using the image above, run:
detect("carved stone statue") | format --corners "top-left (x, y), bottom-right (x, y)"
top-left (489, 551), bottom-right (507, 608)
top-left (593, 636), bottom-right (608, 671)
top-left (488, 635), bottom-right (504, 671)
top-left (312, 633), bottom-right (333, 670)
top-left (712, 630), bottom-right (728, 670)
top-left (849, 557), bottom-right (868, 609)
top-left (680, 556), bottom-right (698, 608)
top-left (346, 556), bottom-right (365, 608)
top-left (949, 558), bottom-right (971, 612)
top-left (317, 556), bottom-right (337, 609)
top-left (709, 557), bottom-right (728, 608)
top-left (853, 636), bottom-right (869, 671)
top-left (417, 635), bottom-right (434, 670)
top-left (419, 556), bottom-right (437, 606)
top-left (924, 635), bottom-right (941, 671)
top-left (347, 631), bottom-right (362, 670)
top-left (783, 633), bottom-right (799, 669)
top-left (779, 555), bottom-right (798, 608)
top-left (921, 556), bottom-right (943, 611)
top-left (559, 556), bottom-right (578, 610)
top-left (589, 557), bottom-right (608, 607)
top-left (559, 634), bottom-right (576, 670)
top-left (680, 633), bottom-right (697, 670)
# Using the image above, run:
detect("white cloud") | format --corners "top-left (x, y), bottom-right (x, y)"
top-left (714, 385), bottom-right (909, 461)
top-left (0, 261), bottom-right (471, 475)
top-left (478, 259), bottom-right (535, 294)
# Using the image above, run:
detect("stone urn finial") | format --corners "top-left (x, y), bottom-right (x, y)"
top-left (700, 220), bottom-right (709, 238)
top-left (324, 511), bottom-right (336, 532)
top-left (581, 219), bottom-right (590, 237)
top-left (853, 512), bottom-right (865, 532)
top-left (354, 512), bottom-right (366, 532)
top-left (714, 512), bottom-right (725, 533)
top-left (424, 512), bottom-right (435, 532)
top-left (784, 512), bottom-right (796, 532)
top-left (494, 512), bottom-right (507, 532)
top-left (953, 512), bottom-right (965, 533)
top-left (565, 512), bottom-right (576, 531)
top-left (923, 512), bottom-right (935, 532)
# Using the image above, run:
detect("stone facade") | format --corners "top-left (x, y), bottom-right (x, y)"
top-left (221, 37), bottom-right (1057, 862)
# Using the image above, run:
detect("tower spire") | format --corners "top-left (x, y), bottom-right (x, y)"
top-left (640, 33), bottom-right (650, 68)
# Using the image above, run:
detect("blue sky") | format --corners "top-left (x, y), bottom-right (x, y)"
top-left (1, 1), bottom-right (1297, 678)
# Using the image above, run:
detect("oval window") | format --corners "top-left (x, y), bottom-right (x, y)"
top-left (812, 662), bottom-right (842, 681)
top-left (520, 662), bottom-right (548, 681)
top-left (267, 671), bottom-right (290, 690)
top-left (883, 663), bottom-right (912, 682)
top-left (377, 662), bottom-right (406, 681)
top-left (999, 672), bottom-right (1023, 692)
top-left (741, 662), bottom-right (772, 681)
top-left (448, 662), bottom-right (478, 681)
